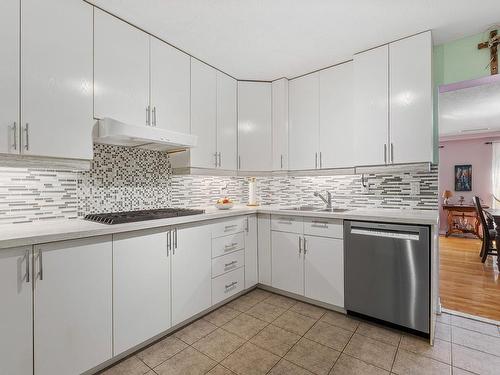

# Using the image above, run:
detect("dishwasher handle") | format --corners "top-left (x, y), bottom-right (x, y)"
top-left (350, 227), bottom-right (420, 241)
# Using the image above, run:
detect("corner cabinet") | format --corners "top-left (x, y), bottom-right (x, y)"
top-left (238, 82), bottom-right (273, 172)
top-left (272, 79), bottom-right (289, 170)
top-left (216, 72), bottom-right (238, 170)
top-left (0, 246), bottom-right (32, 375)
top-left (353, 31), bottom-right (434, 166)
top-left (33, 237), bottom-right (113, 375)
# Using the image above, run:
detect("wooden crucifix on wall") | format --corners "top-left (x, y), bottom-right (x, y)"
top-left (478, 30), bottom-right (499, 75)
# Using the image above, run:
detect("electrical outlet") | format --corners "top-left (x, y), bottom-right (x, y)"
top-left (410, 181), bottom-right (420, 196)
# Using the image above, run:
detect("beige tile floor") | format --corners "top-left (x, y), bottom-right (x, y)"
top-left (100, 288), bottom-right (500, 375)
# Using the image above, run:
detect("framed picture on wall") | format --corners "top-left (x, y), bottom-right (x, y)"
top-left (455, 164), bottom-right (472, 191)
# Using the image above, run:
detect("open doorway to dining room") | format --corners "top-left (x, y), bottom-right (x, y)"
top-left (438, 74), bottom-right (500, 322)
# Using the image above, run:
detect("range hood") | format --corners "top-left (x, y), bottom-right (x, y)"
top-left (93, 118), bottom-right (197, 152)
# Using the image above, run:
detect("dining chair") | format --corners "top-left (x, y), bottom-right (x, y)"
top-left (472, 196), bottom-right (498, 263)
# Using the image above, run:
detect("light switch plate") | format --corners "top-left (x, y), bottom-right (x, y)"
top-left (410, 181), bottom-right (420, 196)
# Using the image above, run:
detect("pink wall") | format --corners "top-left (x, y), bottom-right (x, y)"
top-left (438, 138), bottom-right (495, 233)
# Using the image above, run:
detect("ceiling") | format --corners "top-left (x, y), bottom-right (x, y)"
top-left (88, 0), bottom-right (500, 81)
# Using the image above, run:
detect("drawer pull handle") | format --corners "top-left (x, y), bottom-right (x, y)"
top-left (312, 221), bottom-right (329, 228)
top-left (278, 220), bottom-right (293, 224)
top-left (225, 281), bottom-right (238, 289)
top-left (224, 260), bottom-right (237, 267)
top-left (225, 242), bottom-right (238, 249)
top-left (224, 224), bottom-right (238, 231)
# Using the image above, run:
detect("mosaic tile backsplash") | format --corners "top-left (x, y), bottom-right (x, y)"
top-left (0, 144), bottom-right (438, 224)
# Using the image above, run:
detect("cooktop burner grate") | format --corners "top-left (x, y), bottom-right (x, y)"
top-left (84, 208), bottom-right (205, 225)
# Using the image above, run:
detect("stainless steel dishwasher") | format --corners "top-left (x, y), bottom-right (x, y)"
top-left (344, 221), bottom-right (430, 334)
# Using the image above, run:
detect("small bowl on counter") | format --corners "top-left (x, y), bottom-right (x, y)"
top-left (215, 200), bottom-right (234, 210)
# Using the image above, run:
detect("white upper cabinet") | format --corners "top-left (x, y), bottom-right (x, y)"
top-left (34, 237), bottom-right (112, 375)
top-left (0, 0), bottom-right (19, 155)
top-left (216, 72), bottom-right (237, 170)
top-left (289, 72), bottom-right (320, 170)
top-left (238, 82), bottom-right (273, 171)
top-left (390, 31), bottom-right (433, 164)
top-left (21, 0), bottom-right (93, 160)
top-left (353, 45), bottom-right (389, 166)
top-left (94, 8), bottom-right (150, 127)
top-left (272, 78), bottom-right (289, 170)
top-left (319, 62), bottom-right (355, 168)
top-left (190, 58), bottom-right (217, 169)
top-left (0, 246), bottom-right (33, 375)
top-left (150, 37), bottom-right (190, 133)
top-left (112, 229), bottom-right (171, 355)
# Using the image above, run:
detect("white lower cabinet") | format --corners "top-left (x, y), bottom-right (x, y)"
top-left (171, 224), bottom-right (212, 326)
top-left (112, 228), bottom-right (171, 355)
top-left (245, 215), bottom-right (258, 288)
top-left (271, 231), bottom-right (304, 295)
top-left (212, 267), bottom-right (245, 305)
top-left (0, 246), bottom-right (32, 375)
top-left (33, 237), bottom-right (113, 375)
top-left (304, 236), bottom-right (344, 307)
top-left (257, 214), bottom-right (272, 286)
top-left (270, 215), bottom-right (344, 308)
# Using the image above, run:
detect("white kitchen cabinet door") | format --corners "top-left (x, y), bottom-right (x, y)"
top-left (304, 236), bottom-right (344, 307)
top-left (94, 8), bottom-right (150, 127)
top-left (0, 246), bottom-right (32, 375)
top-left (390, 31), bottom-right (433, 164)
top-left (34, 237), bottom-right (112, 375)
top-left (272, 78), bottom-right (289, 170)
top-left (0, 0), bottom-right (19, 155)
top-left (238, 82), bottom-right (273, 171)
top-left (191, 58), bottom-right (217, 168)
top-left (113, 229), bottom-right (171, 355)
top-left (171, 224), bottom-right (212, 326)
top-left (245, 215), bottom-right (258, 288)
top-left (353, 45), bottom-right (389, 166)
top-left (21, 0), bottom-right (93, 160)
top-left (216, 72), bottom-right (237, 170)
top-left (150, 37), bottom-right (190, 133)
top-left (320, 62), bottom-right (355, 168)
top-left (289, 72), bottom-right (320, 170)
top-left (271, 231), bottom-right (304, 295)
top-left (258, 214), bottom-right (272, 286)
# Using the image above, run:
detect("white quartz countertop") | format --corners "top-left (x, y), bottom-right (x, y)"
top-left (0, 205), bottom-right (438, 249)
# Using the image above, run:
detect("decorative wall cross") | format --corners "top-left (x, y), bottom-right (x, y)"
top-left (478, 30), bottom-right (499, 75)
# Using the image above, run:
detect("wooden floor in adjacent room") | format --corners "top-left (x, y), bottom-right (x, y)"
top-left (440, 236), bottom-right (500, 321)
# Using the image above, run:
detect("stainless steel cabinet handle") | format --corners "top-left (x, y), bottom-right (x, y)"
top-left (315, 152), bottom-right (318, 169)
top-left (390, 143), bottom-right (394, 163)
top-left (303, 237), bottom-right (307, 254)
top-left (311, 221), bottom-right (328, 228)
top-left (245, 217), bottom-right (249, 232)
top-left (224, 224), bottom-right (237, 231)
top-left (166, 230), bottom-right (171, 256)
top-left (225, 281), bottom-right (238, 289)
top-left (174, 228), bottom-right (178, 249)
top-left (319, 152), bottom-right (322, 169)
top-left (280, 154), bottom-right (283, 169)
top-left (146, 106), bottom-right (150, 126)
top-left (38, 250), bottom-right (43, 281)
top-left (24, 123), bottom-right (29, 151)
top-left (298, 236), bottom-right (302, 254)
top-left (12, 122), bottom-right (17, 150)
top-left (25, 250), bottom-right (30, 283)
top-left (152, 107), bottom-right (157, 127)
top-left (225, 242), bottom-right (238, 249)
top-left (214, 152), bottom-right (218, 167)
top-left (384, 144), bottom-right (387, 164)
top-left (238, 156), bottom-right (241, 169)
top-left (217, 152), bottom-right (221, 167)
top-left (224, 260), bottom-right (237, 267)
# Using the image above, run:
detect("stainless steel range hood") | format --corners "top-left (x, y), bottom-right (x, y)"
top-left (93, 118), bottom-right (197, 152)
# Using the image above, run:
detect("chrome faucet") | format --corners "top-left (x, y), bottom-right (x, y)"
top-left (314, 191), bottom-right (332, 209)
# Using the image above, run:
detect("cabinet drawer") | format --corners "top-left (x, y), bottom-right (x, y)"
top-left (304, 217), bottom-right (343, 238)
top-left (212, 217), bottom-right (246, 238)
top-left (212, 232), bottom-right (244, 258)
top-left (212, 267), bottom-right (244, 305)
top-left (271, 215), bottom-right (303, 233)
top-left (212, 250), bottom-right (244, 278)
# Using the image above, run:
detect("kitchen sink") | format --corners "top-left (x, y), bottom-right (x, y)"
top-left (317, 208), bottom-right (351, 213)
top-left (286, 206), bottom-right (350, 213)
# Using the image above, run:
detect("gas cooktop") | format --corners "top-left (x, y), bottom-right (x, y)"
top-left (84, 208), bottom-right (205, 225)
